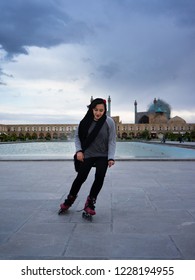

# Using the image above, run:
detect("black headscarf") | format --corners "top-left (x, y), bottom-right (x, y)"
top-left (78, 98), bottom-right (107, 151)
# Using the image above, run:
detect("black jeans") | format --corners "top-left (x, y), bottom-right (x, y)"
top-left (69, 157), bottom-right (108, 199)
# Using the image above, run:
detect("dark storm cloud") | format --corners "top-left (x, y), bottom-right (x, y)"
top-left (0, 0), bottom-right (93, 57)
top-left (84, 0), bottom-right (195, 111)
top-left (97, 62), bottom-right (120, 79)
top-left (1, 0), bottom-right (195, 122)
top-left (116, 0), bottom-right (195, 24)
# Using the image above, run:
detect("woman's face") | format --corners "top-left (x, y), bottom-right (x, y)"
top-left (93, 104), bottom-right (105, 121)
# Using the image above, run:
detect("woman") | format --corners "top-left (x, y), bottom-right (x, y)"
top-left (59, 98), bottom-right (116, 216)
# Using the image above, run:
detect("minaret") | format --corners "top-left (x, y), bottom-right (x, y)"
top-left (107, 95), bottom-right (111, 116)
top-left (90, 96), bottom-right (93, 103)
top-left (134, 100), bottom-right (137, 124)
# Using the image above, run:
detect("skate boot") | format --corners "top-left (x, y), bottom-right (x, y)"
top-left (82, 196), bottom-right (96, 221)
top-left (58, 195), bottom-right (76, 215)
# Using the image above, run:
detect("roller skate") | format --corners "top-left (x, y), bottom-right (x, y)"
top-left (58, 195), bottom-right (76, 215)
top-left (82, 196), bottom-right (96, 221)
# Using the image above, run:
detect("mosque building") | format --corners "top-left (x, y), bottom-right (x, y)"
top-left (134, 98), bottom-right (171, 124)
top-left (114, 97), bottom-right (194, 139)
top-left (0, 96), bottom-right (194, 141)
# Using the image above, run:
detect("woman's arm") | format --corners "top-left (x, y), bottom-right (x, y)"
top-left (107, 117), bottom-right (116, 162)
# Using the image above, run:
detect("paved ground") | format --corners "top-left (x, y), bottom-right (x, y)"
top-left (0, 160), bottom-right (195, 260)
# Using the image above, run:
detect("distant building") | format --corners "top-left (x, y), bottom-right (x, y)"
top-left (114, 98), bottom-right (194, 139)
top-left (0, 97), bottom-right (195, 141)
top-left (134, 98), bottom-right (171, 124)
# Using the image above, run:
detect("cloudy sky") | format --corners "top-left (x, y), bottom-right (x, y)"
top-left (1, 0), bottom-right (195, 124)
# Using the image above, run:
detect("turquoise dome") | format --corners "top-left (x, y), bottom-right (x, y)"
top-left (148, 98), bottom-right (171, 119)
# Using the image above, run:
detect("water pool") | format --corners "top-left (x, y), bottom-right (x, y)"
top-left (0, 141), bottom-right (195, 160)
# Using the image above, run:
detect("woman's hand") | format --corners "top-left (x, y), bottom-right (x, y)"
top-left (77, 151), bottom-right (84, 162)
top-left (108, 160), bottom-right (115, 168)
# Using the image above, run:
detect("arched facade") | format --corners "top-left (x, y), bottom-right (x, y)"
top-left (0, 124), bottom-right (78, 140)
top-left (114, 98), bottom-right (195, 139)
top-left (1, 97), bottom-right (195, 141)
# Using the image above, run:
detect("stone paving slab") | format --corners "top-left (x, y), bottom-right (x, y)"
top-left (0, 161), bottom-right (195, 260)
